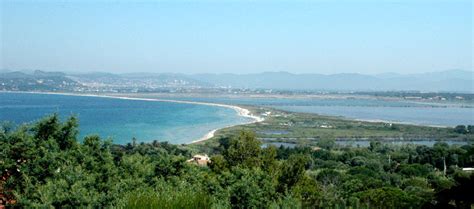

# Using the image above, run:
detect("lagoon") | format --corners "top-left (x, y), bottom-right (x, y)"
top-left (274, 105), bottom-right (473, 127)
top-left (142, 95), bottom-right (473, 127)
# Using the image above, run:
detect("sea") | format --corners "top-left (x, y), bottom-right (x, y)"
top-left (0, 92), bottom-right (251, 144)
top-left (1, 92), bottom-right (473, 145)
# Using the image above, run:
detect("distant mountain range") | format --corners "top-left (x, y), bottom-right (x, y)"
top-left (190, 70), bottom-right (473, 92)
top-left (1, 69), bottom-right (472, 93)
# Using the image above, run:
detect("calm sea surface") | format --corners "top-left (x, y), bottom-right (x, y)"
top-left (273, 105), bottom-right (473, 127)
top-left (2, 92), bottom-right (473, 145)
top-left (0, 92), bottom-right (251, 144)
top-left (152, 96), bottom-right (474, 127)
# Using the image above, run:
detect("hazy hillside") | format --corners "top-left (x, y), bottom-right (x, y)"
top-left (69, 72), bottom-right (210, 89)
top-left (0, 70), bottom-right (83, 91)
top-left (1, 70), bottom-right (472, 92)
top-left (191, 70), bottom-right (473, 92)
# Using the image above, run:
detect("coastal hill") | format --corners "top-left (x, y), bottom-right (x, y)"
top-left (0, 70), bottom-right (83, 91)
top-left (71, 72), bottom-right (211, 89)
top-left (1, 69), bottom-right (472, 93)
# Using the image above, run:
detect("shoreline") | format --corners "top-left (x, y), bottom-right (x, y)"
top-left (3, 91), bottom-right (264, 143)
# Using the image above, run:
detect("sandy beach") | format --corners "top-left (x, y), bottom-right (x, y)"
top-left (12, 91), bottom-right (265, 143)
top-left (105, 96), bottom-right (265, 143)
top-left (190, 107), bottom-right (264, 144)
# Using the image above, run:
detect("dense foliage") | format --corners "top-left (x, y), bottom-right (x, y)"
top-left (1, 115), bottom-right (473, 208)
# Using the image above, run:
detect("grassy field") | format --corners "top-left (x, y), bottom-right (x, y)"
top-left (190, 105), bottom-right (472, 151)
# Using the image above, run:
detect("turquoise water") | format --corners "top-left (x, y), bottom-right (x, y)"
top-left (2, 92), bottom-right (473, 145)
top-left (0, 92), bottom-right (251, 144)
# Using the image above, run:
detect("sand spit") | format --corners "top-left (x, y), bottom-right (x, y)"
top-left (13, 91), bottom-right (264, 143)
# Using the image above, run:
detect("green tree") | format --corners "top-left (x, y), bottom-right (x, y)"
top-left (261, 145), bottom-right (279, 173)
top-left (467, 125), bottom-right (474, 134)
top-left (316, 169), bottom-right (343, 186)
top-left (154, 154), bottom-right (187, 179)
top-left (209, 154), bottom-right (227, 173)
top-left (316, 138), bottom-right (336, 150)
top-left (278, 154), bottom-right (310, 193)
top-left (454, 125), bottom-right (467, 134)
top-left (227, 168), bottom-right (276, 209)
top-left (357, 187), bottom-right (411, 209)
top-left (291, 175), bottom-right (321, 207)
top-left (224, 131), bottom-right (262, 168)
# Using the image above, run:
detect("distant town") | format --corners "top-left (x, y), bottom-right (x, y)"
top-left (1, 70), bottom-right (473, 103)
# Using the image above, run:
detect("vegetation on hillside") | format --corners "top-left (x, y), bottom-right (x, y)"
top-left (1, 115), bottom-right (474, 208)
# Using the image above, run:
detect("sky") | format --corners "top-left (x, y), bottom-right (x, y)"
top-left (1, 0), bottom-right (472, 75)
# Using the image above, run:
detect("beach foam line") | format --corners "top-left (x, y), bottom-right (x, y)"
top-left (8, 91), bottom-right (264, 143)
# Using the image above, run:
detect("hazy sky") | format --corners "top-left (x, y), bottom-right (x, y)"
top-left (1, 0), bottom-right (472, 74)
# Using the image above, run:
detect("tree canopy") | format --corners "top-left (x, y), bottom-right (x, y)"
top-left (1, 114), bottom-right (473, 208)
